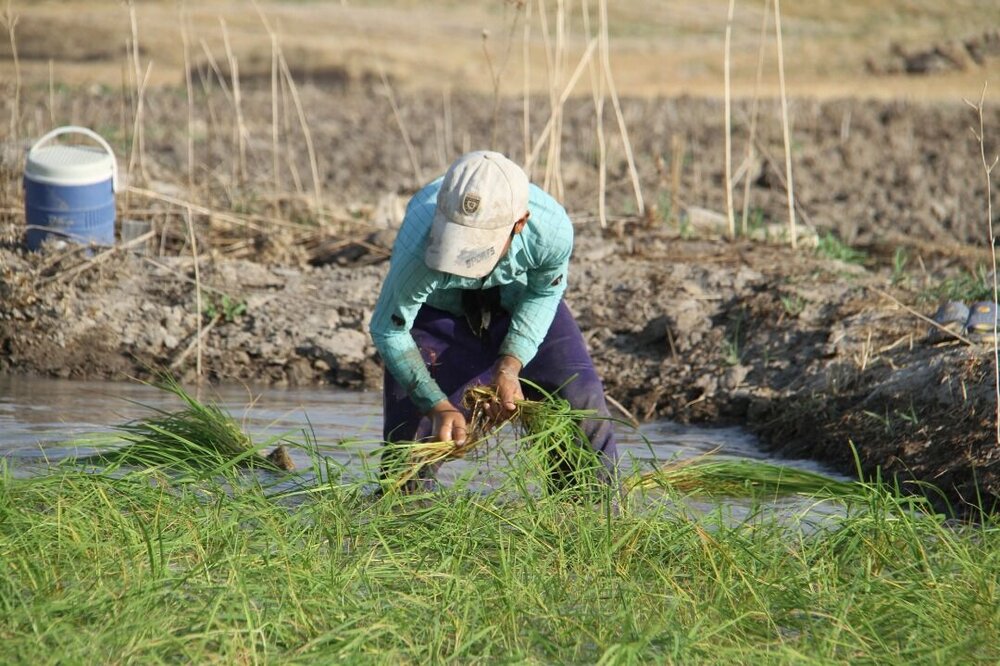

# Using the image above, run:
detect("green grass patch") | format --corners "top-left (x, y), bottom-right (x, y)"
top-left (816, 232), bottom-right (868, 265)
top-left (921, 266), bottom-right (993, 305)
top-left (1, 461), bottom-right (998, 663)
top-left (19, 381), bottom-right (995, 663)
top-left (67, 377), bottom-right (294, 475)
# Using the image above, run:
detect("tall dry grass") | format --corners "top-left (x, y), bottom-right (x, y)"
top-left (1, 1), bottom-right (19, 146)
top-left (772, 0), bottom-right (797, 248)
top-left (724, 0), bottom-right (736, 238)
top-left (965, 83), bottom-right (999, 442)
top-left (740, 0), bottom-right (770, 236)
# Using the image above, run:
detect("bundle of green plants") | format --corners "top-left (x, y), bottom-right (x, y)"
top-left (384, 384), bottom-right (853, 501)
top-left (381, 383), bottom-right (606, 495)
top-left (2, 459), bottom-right (998, 664)
top-left (627, 454), bottom-right (861, 501)
top-left (70, 376), bottom-right (294, 473)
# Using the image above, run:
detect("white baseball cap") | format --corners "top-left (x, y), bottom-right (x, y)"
top-left (424, 150), bottom-right (529, 278)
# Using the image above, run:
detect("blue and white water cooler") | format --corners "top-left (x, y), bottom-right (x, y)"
top-left (23, 126), bottom-right (118, 251)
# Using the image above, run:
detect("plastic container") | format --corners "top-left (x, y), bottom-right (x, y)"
top-left (23, 126), bottom-right (118, 251)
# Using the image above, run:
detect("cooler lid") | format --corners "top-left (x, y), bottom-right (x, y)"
top-left (25, 145), bottom-right (115, 185)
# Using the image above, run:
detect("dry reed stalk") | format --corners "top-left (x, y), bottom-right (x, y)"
top-left (751, 136), bottom-right (815, 230)
top-left (599, 0), bottom-right (644, 217)
top-left (525, 39), bottom-right (597, 173)
top-left (194, 40), bottom-right (222, 158)
top-left (433, 116), bottom-right (446, 169)
top-left (137, 186), bottom-right (360, 239)
top-left (124, 62), bottom-right (153, 221)
top-left (183, 206), bottom-right (204, 378)
top-left (199, 39), bottom-right (234, 104)
top-left (35, 229), bottom-right (156, 288)
top-left (278, 67), bottom-right (306, 197)
top-left (964, 83), bottom-right (999, 443)
top-left (548, 0), bottom-right (568, 201)
top-left (723, 0), bottom-right (736, 239)
top-left (379, 67), bottom-right (424, 184)
top-left (278, 53), bottom-right (322, 207)
top-left (250, 2), bottom-right (283, 212)
top-left (874, 288), bottom-right (975, 346)
top-left (603, 393), bottom-right (638, 428)
top-left (669, 133), bottom-right (685, 227)
top-left (1, 2), bottom-right (20, 145)
top-left (522, 0), bottom-right (533, 165)
top-left (536, 0), bottom-right (556, 188)
top-left (127, 186), bottom-right (275, 234)
top-left (581, 0), bottom-right (608, 227)
top-left (170, 314), bottom-right (220, 371)
top-left (47, 59), bottom-right (55, 128)
top-left (772, 0), bottom-right (796, 248)
top-left (127, 1), bottom-right (148, 182)
top-left (180, 7), bottom-right (195, 193)
top-left (740, 0), bottom-right (771, 236)
top-left (270, 35), bottom-right (281, 211)
top-left (482, 3), bottom-right (522, 151)
top-left (337, 0), bottom-right (422, 184)
top-left (219, 18), bottom-right (248, 185)
top-left (119, 56), bottom-right (129, 175)
top-left (443, 87), bottom-right (454, 160)
top-left (141, 256), bottom-right (232, 301)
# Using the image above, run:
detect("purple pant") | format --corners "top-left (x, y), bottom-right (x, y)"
top-left (382, 301), bottom-right (618, 485)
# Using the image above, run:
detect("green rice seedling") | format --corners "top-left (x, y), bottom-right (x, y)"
top-left (510, 384), bottom-right (607, 497)
top-left (381, 383), bottom-right (606, 496)
top-left (70, 376), bottom-right (294, 474)
top-left (385, 384), bottom-right (854, 503)
top-left (1, 459), bottom-right (998, 664)
top-left (627, 454), bottom-right (860, 501)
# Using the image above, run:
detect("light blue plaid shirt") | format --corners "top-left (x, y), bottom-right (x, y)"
top-left (369, 177), bottom-right (573, 413)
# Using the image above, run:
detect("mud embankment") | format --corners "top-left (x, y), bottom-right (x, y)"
top-left (1, 89), bottom-right (998, 512)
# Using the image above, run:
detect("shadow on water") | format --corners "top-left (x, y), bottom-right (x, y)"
top-left (0, 376), bottom-right (850, 526)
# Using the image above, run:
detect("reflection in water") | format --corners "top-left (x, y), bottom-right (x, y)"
top-left (0, 376), bottom-right (848, 523)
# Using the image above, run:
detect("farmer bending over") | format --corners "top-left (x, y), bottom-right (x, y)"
top-left (369, 150), bottom-right (618, 491)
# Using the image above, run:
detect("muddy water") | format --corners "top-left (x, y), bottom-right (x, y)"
top-left (0, 376), bottom-right (847, 522)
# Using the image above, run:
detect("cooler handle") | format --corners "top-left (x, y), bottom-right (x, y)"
top-left (28, 126), bottom-right (119, 193)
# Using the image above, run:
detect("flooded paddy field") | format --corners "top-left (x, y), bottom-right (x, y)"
top-left (0, 376), bottom-right (849, 523)
top-left (1, 1), bottom-right (1000, 660)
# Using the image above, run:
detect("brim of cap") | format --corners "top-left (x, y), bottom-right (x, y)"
top-left (424, 208), bottom-right (509, 278)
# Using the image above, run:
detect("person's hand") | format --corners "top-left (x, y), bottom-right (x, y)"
top-left (428, 399), bottom-right (468, 445)
top-left (489, 355), bottom-right (524, 421)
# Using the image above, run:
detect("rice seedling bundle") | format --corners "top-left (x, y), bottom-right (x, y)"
top-left (72, 377), bottom-right (293, 472)
top-left (389, 384), bottom-right (856, 500)
top-left (68, 379), bottom-right (850, 500)
top-left (381, 384), bottom-right (607, 493)
top-left (626, 455), bottom-right (859, 500)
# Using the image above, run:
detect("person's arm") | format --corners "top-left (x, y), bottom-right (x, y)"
top-left (500, 255), bottom-right (570, 363)
top-left (490, 204), bottom-right (573, 416)
top-left (371, 258), bottom-right (473, 444)
top-left (369, 247), bottom-right (447, 414)
top-left (499, 218), bottom-right (572, 369)
top-left (369, 240), bottom-right (472, 444)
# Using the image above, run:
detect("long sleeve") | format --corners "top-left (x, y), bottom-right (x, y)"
top-left (368, 191), bottom-right (448, 413)
top-left (498, 186), bottom-right (574, 365)
top-left (499, 243), bottom-right (570, 365)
